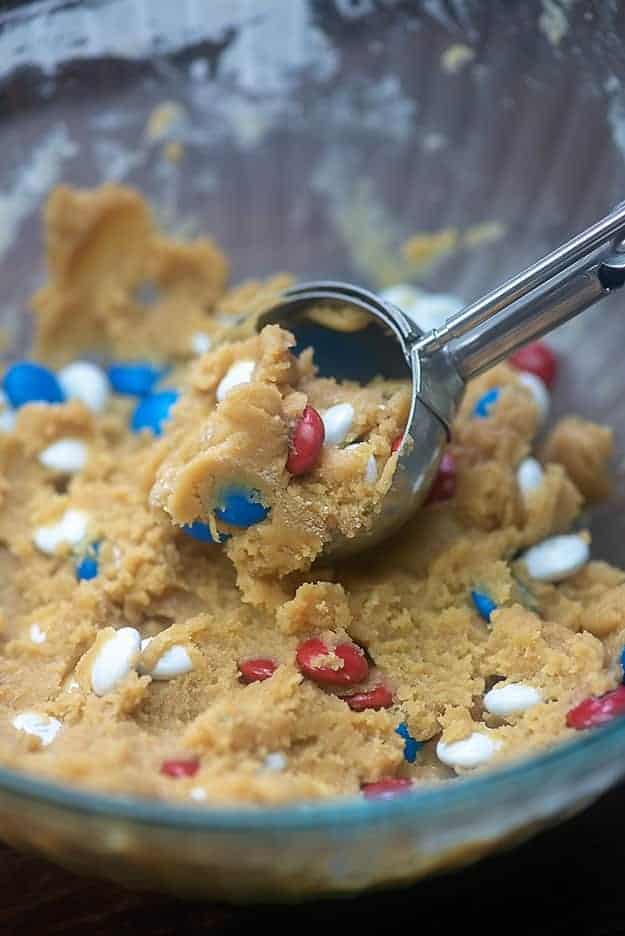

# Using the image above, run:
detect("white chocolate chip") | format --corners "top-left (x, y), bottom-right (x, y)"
top-left (436, 732), bottom-right (501, 769)
top-left (12, 711), bottom-right (62, 746)
top-left (522, 534), bottom-right (589, 583)
top-left (140, 636), bottom-right (193, 680)
top-left (484, 682), bottom-right (542, 717)
top-left (322, 403), bottom-right (354, 446)
top-left (38, 438), bottom-right (87, 474)
top-left (216, 359), bottom-right (255, 402)
top-left (262, 752), bottom-right (287, 772)
top-left (33, 508), bottom-right (89, 555)
top-left (58, 361), bottom-right (111, 413)
top-left (91, 627), bottom-right (141, 696)
top-left (29, 623), bottom-right (46, 644)
top-left (364, 453), bottom-right (378, 484)
top-left (518, 372), bottom-right (549, 424)
top-left (189, 786), bottom-right (207, 801)
top-left (516, 456), bottom-right (544, 501)
top-left (191, 332), bottom-right (212, 355)
top-left (0, 408), bottom-right (16, 432)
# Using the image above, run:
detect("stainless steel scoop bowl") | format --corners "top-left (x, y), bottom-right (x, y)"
top-left (259, 202), bottom-right (625, 557)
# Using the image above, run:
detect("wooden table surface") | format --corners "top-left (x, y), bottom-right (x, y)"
top-left (2, 779), bottom-right (625, 935)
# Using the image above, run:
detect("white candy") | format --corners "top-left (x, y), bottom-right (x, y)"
top-left (58, 361), bottom-right (111, 413)
top-left (518, 372), bottom-right (550, 424)
top-left (38, 438), bottom-right (87, 474)
top-left (322, 402), bottom-right (354, 446)
top-left (381, 284), bottom-right (463, 333)
top-left (139, 636), bottom-right (193, 681)
top-left (436, 732), bottom-right (501, 769)
top-left (91, 627), bottom-right (141, 696)
top-left (522, 534), bottom-right (589, 583)
top-left (191, 331), bottom-right (212, 355)
top-left (0, 389), bottom-right (15, 430)
top-left (262, 752), bottom-right (287, 772)
top-left (0, 406), bottom-right (16, 432)
top-left (364, 453), bottom-right (378, 484)
top-left (516, 457), bottom-right (544, 501)
top-left (12, 711), bottom-right (62, 746)
top-left (33, 508), bottom-right (89, 555)
top-left (189, 786), bottom-right (207, 801)
top-left (483, 682), bottom-right (542, 717)
top-left (29, 623), bottom-right (46, 644)
top-left (216, 359), bottom-right (255, 402)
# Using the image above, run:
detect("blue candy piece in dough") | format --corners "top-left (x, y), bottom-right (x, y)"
top-left (107, 362), bottom-right (165, 396)
top-left (76, 542), bottom-right (100, 581)
top-left (472, 386), bottom-right (500, 419)
top-left (3, 362), bottom-right (65, 408)
top-left (215, 487), bottom-right (269, 527)
top-left (620, 647), bottom-right (625, 681)
top-left (130, 390), bottom-right (179, 436)
top-left (471, 590), bottom-right (498, 622)
top-left (395, 722), bottom-right (422, 764)
top-left (181, 521), bottom-right (215, 543)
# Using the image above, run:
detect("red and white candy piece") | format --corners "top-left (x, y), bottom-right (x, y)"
top-left (160, 757), bottom-right (200, 778)
top-left (509, 341), bottom-right (557, 388)
top-left (517, 372), bottom-right (550, 424)
top-left (521, 534), bottom-right (589, 583)
top-left (286, 405), bottom-right (325, 475)
top-left (216, 359), bottom-right (255, 402)
top-left (566, 686), bottom-right (625, 730)
top-left (239, 658), bottom-right (278, 684)
top-left (296, 637), bottom-right (368, 687)
top-left (361, 777), bottom-right (412, 799)
top-left (516, 456), bottom-right (544, 502)
top-left (345, 685), bottom-right (393, 711)
top-left (321, 403), bottom-right (354, 446)
top-left (425, 451), bottom-right (456, 504)
top-left (436, 732), bottom-right (501, 768)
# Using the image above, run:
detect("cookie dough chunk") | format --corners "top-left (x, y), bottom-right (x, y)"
top-left (150, 324), bottom-right (409, 603)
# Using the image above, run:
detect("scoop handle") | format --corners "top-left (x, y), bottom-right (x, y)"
top-left (416, 200), bottom-right (625, 361)
top-left (446, 253), bottom-right (625, 380)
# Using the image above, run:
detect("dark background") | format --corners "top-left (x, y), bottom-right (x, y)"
top-left (1, 780), bottom-right (623, 935)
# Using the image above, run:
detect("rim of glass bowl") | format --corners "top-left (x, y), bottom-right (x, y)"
top-left (0, 718), bottom-right (623, 830)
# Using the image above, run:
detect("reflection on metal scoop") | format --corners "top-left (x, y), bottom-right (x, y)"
top-left (258, 203), bottom-right (625, 558)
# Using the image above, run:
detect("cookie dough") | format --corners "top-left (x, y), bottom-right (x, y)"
top-left (0, 183), bottom-right (622, 806)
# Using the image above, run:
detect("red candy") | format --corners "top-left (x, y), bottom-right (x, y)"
top-left (425, 451), bottom-right (456, 505)
top-left (508, 341), bottom-right (557, 388)
top-left (160, 758), bottom-right (200, 778)
top-left (566, 686), bottom-right (625, 730)
top-left (296, 637), bottom-right (369, 687)
top-left (362, 778), bottom-right (412, 799)
top-left (345, 685), bottom-right (394, 711)
top-left (239, 658), bottom-right (278, 684)
top-left (287, 405), bottom-right (325, 476)
top-left (391, 435), bottom-right (403, 454)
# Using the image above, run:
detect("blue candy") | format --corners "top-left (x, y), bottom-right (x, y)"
top-left (620, 647), bottom-right (625, 681)
top-left (473, 387), bottom-right (500, 419)
top-left (76, 542), bottom-right (100, 581)
top-left (395, 722), bottom-right (422, 764)
top-left (471, 590), bottom-right (497, 622)
top-left (107, 362), bottom-right (165, 396)
top-left (215, 487), bottom-right (269, 528)
top-left (130, 389), bottom-right (179, 436)
top-left (3, 361), bottom-right (64, 408)
top-left (181, 521), bottom-right (215, 543)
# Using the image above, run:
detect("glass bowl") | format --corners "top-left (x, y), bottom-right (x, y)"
top-left (1, 0), bottom-right (625, 901)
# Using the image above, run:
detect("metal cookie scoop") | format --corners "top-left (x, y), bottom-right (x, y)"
top-left (258, 203), bottom-right (625, 558)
